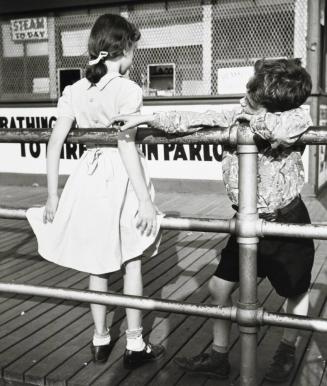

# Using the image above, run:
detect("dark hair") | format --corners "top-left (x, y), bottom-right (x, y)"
top-left (85, 14), bottom-right (140, 84)
top-left (246, 58), bottom-right (312, 112)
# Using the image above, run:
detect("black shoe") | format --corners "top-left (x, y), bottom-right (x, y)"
top-left (174, 350), bottom-right (230, 379)
top-left (91, 341), bottom-right (114, 364)
top-left (264, 341), bottom-right (296, 383)
top-left (123, 343), bottom-right (165, 369)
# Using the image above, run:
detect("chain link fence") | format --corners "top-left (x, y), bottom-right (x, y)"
top-left (0, 0), bottom-right (308, 101)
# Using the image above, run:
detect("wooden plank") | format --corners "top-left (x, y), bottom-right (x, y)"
top-left (206, 240), bottom-right (326, 386)
top-left (25, 232), bottom-right (219, 386)
top-left (257, 247), bottom-right (327, 386)
top-left (0, 271), bottom-right (86, 336)
top-left (3, 305), bottom-right (91, 383)
top-left (0, 260), bottom-right (70, 308)
top-left (0, 230), bottom-right (178, 328)
top-left (1, 231), bottom-right (187, 379)
top-left (0, 278), bottom-right (88, 358)
top-left (79, 237), bottom-right (227, 386)
top-left (196, 240), bottom-right (326, 386)
top-left (150, 278), bottom-right (272, 386)
top-left (320, 365), bottom-right (327, 386)
top-left (0, 186), bottom-right (325, 386)
top-left (0, 230), bottom-right (176, 312)
top-left (284, 269), bottom-right (327, 386)
top-left (45, 235), bottom-right (225, 385)
top-left (12, 232), bottom-right (224, 382)
top-left (173, 279), bottom-right (273, 386)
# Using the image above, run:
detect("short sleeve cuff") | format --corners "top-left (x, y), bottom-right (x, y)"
top-left (57, 86), bottom-right (74, 120)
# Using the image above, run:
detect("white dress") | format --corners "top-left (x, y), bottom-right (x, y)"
top-left (26, 72), bottom-right (162, 274)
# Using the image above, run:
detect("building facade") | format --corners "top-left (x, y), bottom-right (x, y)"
top-left (0, 0), bottom-right (326, 192)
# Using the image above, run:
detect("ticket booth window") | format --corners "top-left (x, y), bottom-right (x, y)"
top-left (147, 64), bottom-right (175, 96)
top-left (58, 68), bottom-right (82, 96)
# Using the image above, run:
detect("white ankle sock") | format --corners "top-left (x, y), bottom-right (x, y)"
top-left (93, 329), bottom-right (111, 346)
top-left (126, 327), bottom-right (146, 351)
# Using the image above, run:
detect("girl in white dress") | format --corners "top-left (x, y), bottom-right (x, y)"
top-left (27, 14), bottom-right (164, 368)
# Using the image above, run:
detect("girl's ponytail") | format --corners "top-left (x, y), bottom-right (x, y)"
top-left (85, 61), bottom-right (107, 84)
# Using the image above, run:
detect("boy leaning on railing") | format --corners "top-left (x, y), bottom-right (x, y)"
top-left (110, 58), bottom-right (313, 383)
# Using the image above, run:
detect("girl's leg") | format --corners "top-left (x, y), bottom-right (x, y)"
top-left (123, 257), bottom-right (143, 329)
top-left (122, 257), bottom-right (165, 368)
top-left (89, 274), bottom-right (110, 340)
top-left (209, 276), bottom-right (236, 352)
top-left (123, 257), bottom-right (145, 351)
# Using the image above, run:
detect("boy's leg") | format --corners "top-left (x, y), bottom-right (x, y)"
top-left (210, 276), bottom-right (236, 351)
top-left (282, 291), bottom-right (309, 344)
top-left (263, 197), bottom-right (314, 382)
top-left (174, 276), bottom-right (236, 378)
top-left (265, 291), bottom-right (309, 383)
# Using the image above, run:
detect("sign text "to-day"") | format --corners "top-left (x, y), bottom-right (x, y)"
top-left (11, 17), bottom-right (48, 41)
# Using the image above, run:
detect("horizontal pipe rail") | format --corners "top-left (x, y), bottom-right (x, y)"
top-left (260, 221), bottom-right (327, 239)
top-left (262, 311), bottom-right (327, 332)
top-left (2, 206), bottom-right (327, 239)
top-left (0, 282), bottom-right (325, 332)
top-left (0, 127), bottom-right (229, 145)
top-left (0, 207), bottom-right (233, 233)
top-left (0, 282), bottom-right (232, 320)
top-left (1, 126), bottom-right (327, 145)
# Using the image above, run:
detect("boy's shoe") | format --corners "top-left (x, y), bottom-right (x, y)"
top-left (123, 343), bottom-right (165, 369)
top-left (264, 341), bottom-right (296, 383)
top-left (91, 341), bottom-right (114, 363)
top-left (174, 350), bottom-right (230, 379)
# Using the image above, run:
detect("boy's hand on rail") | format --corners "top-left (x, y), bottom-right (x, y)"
top-left (234, 112), bottom-right (254, 123)
top-left (43, 195), bottom-right (59, 224)
top-left (136, 200), bottom-right (158, 237)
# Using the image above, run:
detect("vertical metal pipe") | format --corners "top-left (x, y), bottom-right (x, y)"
top-left (239, 244), bottom-right (257, 305)
top-left (237, 134), bottom-right (259, 386)
top-left (240, 328), bottom-right (258, 386)
top-left (307, 0), bottom-right (322, 194)
top-left (202, 0), bottom-right (213, 95)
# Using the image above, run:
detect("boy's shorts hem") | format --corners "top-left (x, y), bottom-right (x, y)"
top-left (214, 196), bottom-right (314, 298)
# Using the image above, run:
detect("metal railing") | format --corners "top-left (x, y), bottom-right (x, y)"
top-left (1, 124), bottom-right (327, 386)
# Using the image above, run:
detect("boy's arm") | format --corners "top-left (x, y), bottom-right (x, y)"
top-left (151, 110), bottom-right (237, 133)
top-left (249, 107), bottom-right (312, 148)
top-left (110, 109), bottom-right (238, 133)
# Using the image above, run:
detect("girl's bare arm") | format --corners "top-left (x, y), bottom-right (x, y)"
top-left (44, 116), bottom-right (73, 223)
top-left (118, 129), bottom-right (157, 236)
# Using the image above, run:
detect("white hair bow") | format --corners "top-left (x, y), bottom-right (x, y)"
top-left (88, 51), bottom-right (108, 66)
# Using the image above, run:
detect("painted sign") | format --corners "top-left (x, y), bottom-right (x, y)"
top-left (217, 66), bottom-right (254, 94)
top-left (0, 105), bottom-right (227, 180)
top-left (0, 104), bottom-right (310, 182)
top-left (11, 17), bottom-right (48, 41)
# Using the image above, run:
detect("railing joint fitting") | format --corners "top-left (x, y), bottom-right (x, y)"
top-left (236, 212), bottom-right (259, 241)
top-left (236, 301), bottom-right (262, 327)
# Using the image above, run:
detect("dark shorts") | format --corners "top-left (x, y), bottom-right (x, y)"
top-left (215, 196), bottom-right (315, 298)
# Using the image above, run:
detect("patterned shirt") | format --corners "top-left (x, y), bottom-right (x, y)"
top-left (151, 107), bottom-right (312, 213)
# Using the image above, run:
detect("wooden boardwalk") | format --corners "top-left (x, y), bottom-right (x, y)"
top-left (0, 185), bottom-right (326, 386)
